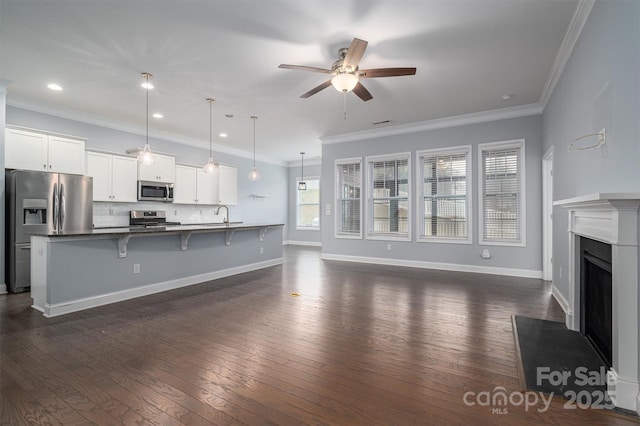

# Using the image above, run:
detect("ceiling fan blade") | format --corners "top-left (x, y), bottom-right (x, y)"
top-left (343, 38), bottom-right (368, 70)
top-left (279, 64), bottom-right (333, 74)
top-left (359, 68), bottom-right (417, 78)
top-left (352, 82), bottom-right (373, 102)
top-left (300, 80), bottom-right (332, 98)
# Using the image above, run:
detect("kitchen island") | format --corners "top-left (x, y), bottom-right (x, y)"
top-left (30, 223), bottom-right (284, 317)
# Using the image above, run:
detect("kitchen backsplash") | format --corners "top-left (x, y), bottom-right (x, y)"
top-left (93, 202), bottom-right (228, 228)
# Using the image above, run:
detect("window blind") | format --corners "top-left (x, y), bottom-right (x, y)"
top-left (419, 150), bottom-right (469, 239)
top-left (369, 157), bottom-right (409, 236)
top-left (336, 161), bottom-right (361, 235)
top-left (481, 146), bottom-right (522, 242)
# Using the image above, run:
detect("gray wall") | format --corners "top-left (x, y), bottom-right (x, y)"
top-left (542, 0), bottom-right (640, 297)
top-left (6, 106), bottom-right (289, 233)
top-left (321, 114), bottom-right (543, 272)
top-left (287, 162), bottom-right (321, 244)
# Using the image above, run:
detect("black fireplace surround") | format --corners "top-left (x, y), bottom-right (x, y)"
top-left (580, 237), bottom-right (613, 368)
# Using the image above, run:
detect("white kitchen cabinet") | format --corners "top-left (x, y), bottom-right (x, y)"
top-left (174, 165), bottom-right (197, 204)
top-left (5, 127), bottom-right (85, 174)
top-left (196, 169), bottom-right (216, 205)
top-left (174, 164), bottom-right (217, 205)
top-left (137, 153), bottom-right (175, 183)
top-left (86, 152), bottom-right (137, 202)
top-left (217, 164), bottom-right (237, 205)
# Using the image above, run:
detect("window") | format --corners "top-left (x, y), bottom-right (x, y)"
top-left (417, 146), bottom-right (472, 243)
top-left (296, 177), bottom-right (320, 230)
top-left (366, 153), bottom-right (411, 240)
top-left (335, 158), bottom-right (362, 238)
top-left (478, 139), bottom-right (526, 246)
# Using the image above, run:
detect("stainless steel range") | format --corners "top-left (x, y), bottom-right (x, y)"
top-left (129, 210), bottom-right (181, 228)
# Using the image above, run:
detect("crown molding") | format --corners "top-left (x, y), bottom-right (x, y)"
top-left (320, 103), bottom-right (543, 145)
top-left (287, 158), bottom-right (322, 168)
top-left (538, 0), bottom-right (595, 108)
top-left (7, 97), bottom-right (286, 166)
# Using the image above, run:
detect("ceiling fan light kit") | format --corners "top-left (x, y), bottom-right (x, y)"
top-left (279, 37), bottom-right (416, 102)
top-left (331, 73), bottom-right (359, 93)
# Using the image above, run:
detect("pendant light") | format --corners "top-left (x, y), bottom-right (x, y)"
top-left (298, 152), bottom-right (307, 190)
top-left (138, 72), bottom-right (156, 165)
top-left (248, 116), bottom-right (261, 181)
top-left (202, 98), bottom-right (218, 173)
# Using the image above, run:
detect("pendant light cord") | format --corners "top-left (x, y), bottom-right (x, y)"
top-left (301, 152), bottom-right (304, 180)
top-left (146, 74), bottom-right (149, 145)
top-left (252, 116), bottom-right (257, 167)
top-left (209, 99), bottom-right (213, 157)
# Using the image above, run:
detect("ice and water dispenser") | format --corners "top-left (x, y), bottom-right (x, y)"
top-left (23, 199), bottom-right (47, 225)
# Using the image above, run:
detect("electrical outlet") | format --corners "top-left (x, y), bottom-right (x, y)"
top-left (133, 264), bottom-right (140, 274)
top-left (559, 267), bottom-right (562, 278)
top-left (260, 247), bottom-right (264, 254)
top-left (386, 244), bottom-right (392, 251)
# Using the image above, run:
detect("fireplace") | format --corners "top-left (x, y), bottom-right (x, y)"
top-left (555, 193), bottom-right (640, 414)
top-left (580, 237), bottom-right (612, 367)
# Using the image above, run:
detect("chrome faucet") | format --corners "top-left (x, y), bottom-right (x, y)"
top-left (215, 205), bottom-right (229, 226)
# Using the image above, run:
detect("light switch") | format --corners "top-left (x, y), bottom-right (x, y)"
top-left (325, 203), bottom-right (331, 215)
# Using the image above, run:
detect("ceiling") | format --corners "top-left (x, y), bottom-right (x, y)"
top-left (0, 0), bottom-right (578, 164)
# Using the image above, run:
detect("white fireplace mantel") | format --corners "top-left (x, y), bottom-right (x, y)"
top-left (555, 193), bottom-right (640, 414)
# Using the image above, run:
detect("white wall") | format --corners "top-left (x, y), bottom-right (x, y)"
top-left (6, 106), bottom-right (289, 232)
top-left (321, 114), bottom-right (543, 276)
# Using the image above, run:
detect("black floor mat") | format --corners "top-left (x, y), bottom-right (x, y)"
top-left (513, 315), bottom-right (612, 407)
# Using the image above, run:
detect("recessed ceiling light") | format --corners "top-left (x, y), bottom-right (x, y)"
top-left (502, 94), bottom-right (512, 101)
top-left (219, 133), bottom-right (228, 138)
top-left (141, 82), bottom-right (154, 89)
top-left (152, 113), bottom-right (163, 119)
top-left (47, 83), bottom-right (63, 91)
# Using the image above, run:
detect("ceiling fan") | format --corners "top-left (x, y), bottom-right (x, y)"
top-left (279, 38), bottom-right (416, 102)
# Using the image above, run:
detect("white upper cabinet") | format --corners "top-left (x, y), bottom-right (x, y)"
top-left (48, 135), bottom-right (86, 174)
top-left (196, 169), bottom-right (216, 205)
top-left (174, 165), bottom-right (217, 205)
top-left (5, 128), bottom-right (85, 175)
top-left (174, 165), bottom-right (197, 204)
top-left (217, 164), bottom-right (237, 205)
top-left (86, 152), bottom-right (137, 202)
top-left (138, 153), bottom-right (175, 183)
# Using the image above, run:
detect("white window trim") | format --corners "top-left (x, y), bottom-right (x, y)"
top-left (335, 157), bottom-right (363, 239)
top-left (415, 145), bottom-right (473, 244)
top-left (477, 139), bottom-right (526, 247)
top-left (296, 176), bottom-right (320, 231)
top-left (365, 152), bottom-right (412, 242)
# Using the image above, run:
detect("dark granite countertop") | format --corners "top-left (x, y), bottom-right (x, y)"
top-left (34, 223), bottom-right (284, 238)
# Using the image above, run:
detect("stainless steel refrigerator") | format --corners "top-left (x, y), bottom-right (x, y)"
top-left (5, 170), bottom-right (93, 293)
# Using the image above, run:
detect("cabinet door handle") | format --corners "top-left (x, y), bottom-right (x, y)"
top-left (43, 164), bottom-right (47, 169)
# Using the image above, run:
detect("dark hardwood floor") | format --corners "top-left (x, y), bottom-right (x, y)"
top-left (1, 246), bottom-right (638, 425)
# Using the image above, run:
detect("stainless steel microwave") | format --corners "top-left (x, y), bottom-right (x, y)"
top-left (137, 181), bottom-right (174, 202)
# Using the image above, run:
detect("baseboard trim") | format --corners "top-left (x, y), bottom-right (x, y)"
top-left (0, 284), bottom-right (7, 294)
top-left (284, 240), bottom-right (322, 247)
top-left (551, 284), bottom-right (571, 315)
top-left (320, 253), bottom-right (542, 279)
top-left (40, 258), bottom-right (283, 318)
